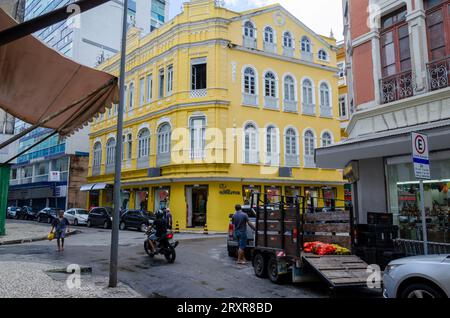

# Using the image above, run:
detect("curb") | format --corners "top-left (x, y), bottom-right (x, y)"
top-left (0, 230), bottom-right (82, 246)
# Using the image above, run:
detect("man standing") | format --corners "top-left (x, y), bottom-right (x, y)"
top-left (51, 211), bottom-right (70, 252)
top-left (232, 204), bottom-right (255, 265)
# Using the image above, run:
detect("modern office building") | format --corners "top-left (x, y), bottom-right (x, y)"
top-left (317, 0), bottom-right (450, 245)
top-left (84, 0), bottom-right (345, 231)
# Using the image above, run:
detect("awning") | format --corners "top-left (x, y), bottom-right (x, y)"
top-left (316, 120), bottom-right (450, 169)
top-left (0, 9), bottom-right (118, 136)
top-left (80, 183), bottom-right (113, 192)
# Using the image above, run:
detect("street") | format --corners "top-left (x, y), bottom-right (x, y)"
top-left (0, 221), bottom-right (381, 298)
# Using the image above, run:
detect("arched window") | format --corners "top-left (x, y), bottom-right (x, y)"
top-left (128, 82), bottom-right (134, 110)
top-left (320, 82), bottom-right (331, 107)
top-left (285, 128), bottom-right (299, 167)
top-left (266, 125), bottom-right (278, 165)
top-left (137, 129), bottom-right (150, 158)
top-left (318, 49), bottom-right (328, 61)
top-left (157, 123), bottom-right (171, 155)
top-left (302, 79), bottom-right (314, 105)
top-left (264, 72), bottom-right (277, 97)
top-left (93, 142), bottom-right (102, 167)
top-left (284, 75), bottom-right (296, 101)
top-left (106, 138), bottom-right (116, 166)
top-left (190, 117), bottom-right (206, 159)
top-left (126, 133), bottom-right (132, 160)
top-left (243, 67), bottom-right (256, 95)
top-left (303, 130), bottom-right (316, 167)
top-left (264, 26), bottom-right (274, 43)
top-left (283, 31), bottom-right (293, 48)
top-left (321, 132), bottom-right (332, 147)
top-left (244, 21), bottom-right (255, 38)
top-left (244, 123), bottom-right (258, 164)
top-left (301, 36), bottom-right (311, 52)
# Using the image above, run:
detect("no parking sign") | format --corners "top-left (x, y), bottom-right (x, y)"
top-left (412, 132), bottom-right (430, 180)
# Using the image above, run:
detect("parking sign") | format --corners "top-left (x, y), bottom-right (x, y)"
top-left (412, 132), bottom-right (430, 180)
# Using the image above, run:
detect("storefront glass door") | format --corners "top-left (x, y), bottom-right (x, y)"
top-left (135, 189), bottom-right (149, 212)
top-left (186, 186), bottom-right (208, 228)
top-left (154, 187), bottom-right (170, 211)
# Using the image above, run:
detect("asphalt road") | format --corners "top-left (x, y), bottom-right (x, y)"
top-left (0, 221), bottom-right (382, 298)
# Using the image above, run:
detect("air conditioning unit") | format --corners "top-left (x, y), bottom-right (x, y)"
top-left (279, 167), bottom-right (292, 178)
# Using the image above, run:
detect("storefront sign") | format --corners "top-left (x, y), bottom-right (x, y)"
top-left (219, 184), bottom-right (240, 196)
top-left (48, 171), bottom-right (61, 182)
top-left (412, 132), bottom-right (430, 180)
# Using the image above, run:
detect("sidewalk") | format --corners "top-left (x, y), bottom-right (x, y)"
top-left (0, 220), bottom-right (79, 246)
top-left (0, 261), bottom-right (142, 298)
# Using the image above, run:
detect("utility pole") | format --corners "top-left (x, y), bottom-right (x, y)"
top-left (109, 0), bottom-right (128, 288)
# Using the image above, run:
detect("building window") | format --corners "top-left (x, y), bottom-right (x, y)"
top-left (304, 130), bottom-right (316, 167)
top-left (285, 128), bottom-right (299, 167)
top-left (244, 21), bottom-right (255, 38)
top-left (320, 83), bottom-right (331, 107)
top-left (318, 49), bottom-right (328, 61)
top-left (146, 74), bottom-right (153, 102)
top-left (264, 72), bottom-right (277, 97)
top-left (157, 123), bottom-right (171, 155)
top-left (301, 36), bottom-right (311, 52)
top-left (339, 95), bottom-right (348, 119)
top-left (283, 31), bottom-right (293, 48)
top-left (138, 129), bottom-right (150, 158)
top-left (265, 125), bottom-right (279, 165)
top-left (425, 0), bottom-right (450, 61)
top-left (302, 79), bottom-right (315, 115)
top-left (158, 69), bottom-right (164, 98)
top-left (191, 59), bottom-right (207, 92)
top-left (190, 117), bottom-right (206, 159)
top-left (337, 62), bottom-right (345, 78)
top-left (166, 65), bottom-right (173, 95)
top-left (244, 123), bottom-right (258, 164)
top-left (106, 138), bottom-right (116, 166)
top-left (243, 67), bottom-right (256, 95)
top-left (284, 75), bottom-right (296, 101)
top-left (321, 132), bottom-right (333, 147)
top-left (93, 142), bottom-right (102, 167)
top-left (264, 26), bottom-right (274, 43)
top-left (128, 82), bottom-right (134, 110)
top-left (139, 78), bottom-right (145, 106)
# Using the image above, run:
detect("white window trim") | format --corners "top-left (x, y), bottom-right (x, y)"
top-left (282, 31), bottom-right (295, 48)
top-left (137, 128), bottom-right (151, 158)
top-left (264, 124), bottom-right (280, 166)
top-left (263, 69), bottom-right (279, 98)
top-left (189, 115), bottom-right (207, 160)
top-left (300, 36), bottom-right (312, 53)
top-left (242, 121), bottom-right (260, 165)
top-left (243, 20), bottom-right (257, 39)
top-left (339, 94), bottom-right (349, 120)
top-left (282, 73), bottom-right (298, 102)
top-left (283, 126), bottom-right (300, 166)
top-left (128, 82), bottom-right (135, 111)
top-left (300, 76), bottom-right (316, 105)
top-left (241, 65), bottom-right (259, 96)
top-left (320, 130), bottom-right (334, 147)
top-left (263, 25), bottom-right (277, 44)
top-left (302, 128), bottom-right (317, 157)
top-left (318, 80), bottom-right (333, 109)
top-left (318, 48), bottom-right (330, 62)
top-left (93, 141), bottom-right (102, 166)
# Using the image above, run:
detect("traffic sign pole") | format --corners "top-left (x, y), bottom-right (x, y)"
top-left (419, 180), bottom-right (428, 255)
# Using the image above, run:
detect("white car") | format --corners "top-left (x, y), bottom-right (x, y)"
top-left (64, 208), bottom-right (89, 226)
top-left (383, 254), bottom-right (450, 298)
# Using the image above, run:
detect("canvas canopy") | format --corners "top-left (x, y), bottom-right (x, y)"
top-left (0, 8), bottom-right (118, 136)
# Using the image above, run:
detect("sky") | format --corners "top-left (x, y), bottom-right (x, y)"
top-left (168, 0), bottom-right (344, 40)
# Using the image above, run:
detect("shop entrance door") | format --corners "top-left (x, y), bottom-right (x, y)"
top-left (186, 186), bottom-right (208, 228)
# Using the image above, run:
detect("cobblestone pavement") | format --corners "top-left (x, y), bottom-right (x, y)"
top-left (0, 220), bottom-right (56, 244)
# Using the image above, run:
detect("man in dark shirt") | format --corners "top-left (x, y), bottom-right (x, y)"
top-left (232, 204), bottom-right (255, 265)
top-left (51, 211), bottom-right (70, 252)
top-left (147, 211), bottom-right (167, 254)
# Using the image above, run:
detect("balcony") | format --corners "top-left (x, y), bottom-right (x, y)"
top-left (301, 51), bottom-right (313, 62)
top-left (156, 152), bottom-right (171, 167)
top-left (242, 93), bottom-right (258, 107)
top-left (243, 36), bottom-right (257, 49)
top-left (303, 155), bottom-right (316, 168)
top-left (285, 154), bottom-right (300, 167)
top-left (263, 42), bottom-right (276, 54)
top-left (137, 156), bottom-right (149, 169)
top-left (380, 70), bottom-right (415, 104)
top-left (283, 100), bottom-right (298, 113)
top-left (92, 165), bottom-right (101, 176)
top-left (244, 150), bottom-right (259, 165)
top-left (265, 153), bottom-right (279, 166)
top-left (427, 56), bottom-right (449, 92)
top-left (282, 47), bottom-right (294, 58)
top-left (302, 103), bottom-right (316, 116)
top-left (105, 163), bottom-right (115, 174)
top-left (264, 96), bottom-right (279, 110)
top-left (320, 105), bottom-right (333, 118)
top-left (190, 149), bottom-right (205, 160)
top-left (33, 174), bottom-right (48, 183)
top-left (190, 89), bottom-right (207, 98)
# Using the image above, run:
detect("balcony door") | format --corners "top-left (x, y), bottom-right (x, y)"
top-left (425, 0), bottom-right (450, 62)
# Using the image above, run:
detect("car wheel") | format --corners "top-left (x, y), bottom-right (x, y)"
top-left (119, 222), bottom-right (126, 230)
top-left (103, 221), bottom-right (109, 229)
top-left (73, 219), bottom-right (78, 226)
top-left (87, 220), bottom-right (92, 228)
top-left (401, 283), bottom-right (445, 299)
top-left (253, 253), bottom-right (267, 278)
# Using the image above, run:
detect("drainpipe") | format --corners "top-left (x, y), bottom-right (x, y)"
top-left (65, 155), bottom-right (71, 211)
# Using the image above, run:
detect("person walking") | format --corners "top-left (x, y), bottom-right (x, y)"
top-left (51, 211), bottom-right (70, 252)
top-left (232, 204), bottom-right (255, 265)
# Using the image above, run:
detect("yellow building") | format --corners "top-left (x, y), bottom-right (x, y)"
top-left (85, 0), bottom-right (345, 231)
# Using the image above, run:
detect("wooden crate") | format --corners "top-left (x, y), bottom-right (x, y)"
top-left (258, 220), bottom-right (297, 232)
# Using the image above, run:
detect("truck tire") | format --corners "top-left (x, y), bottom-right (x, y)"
top-left (253, 253), bottom-right (267, 278)
top-left (267, 256), bottom-right (283, 284)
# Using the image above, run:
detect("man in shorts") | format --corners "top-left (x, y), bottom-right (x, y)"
top-left (51, 211), bottom-right (70, 252)
top-left (232, 204), bottom-right (255, 265)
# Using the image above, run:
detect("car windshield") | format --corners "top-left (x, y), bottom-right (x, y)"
top-left (77, 210), bottom-right (89, 215)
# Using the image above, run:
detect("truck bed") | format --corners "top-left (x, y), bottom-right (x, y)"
top-left (302, 253), bottom-right (371, 287)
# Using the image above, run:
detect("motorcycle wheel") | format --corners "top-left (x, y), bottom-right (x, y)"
top-left (164, 247), bottom-right (176, 264)
top-left (144, 240), bottom-right (155, 258)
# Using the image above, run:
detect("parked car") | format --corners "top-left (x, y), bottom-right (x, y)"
top-left (17, 206), bottom-right (38, 220)
top-left (383, 254), bottom-right (450, 298)
top-left (6, 206), bottom-right (20, 219)
top-left (119, 210), bottom-right (153, 232)
top-left (36, 208), bottom-right (61, 224)
top-left (227, 205), bottom-right (257, 257)
top-left (64, 208), bottom-right (89, 226)
top-left (87, 207), bottom-right (114, 229)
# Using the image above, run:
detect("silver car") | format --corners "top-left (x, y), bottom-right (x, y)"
top-left (383, 254), bottom-right (450, 298)
top-left (64, 208), bottom-right (89, 226)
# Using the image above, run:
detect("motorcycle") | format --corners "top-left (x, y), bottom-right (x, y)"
top-left (144, 226), bottom-right (179, 263)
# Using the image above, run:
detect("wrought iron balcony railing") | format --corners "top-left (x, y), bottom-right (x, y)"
top-left (427, 56), bottom-right (449, 92)
top-left (380, 70), bottom-right (415, 104)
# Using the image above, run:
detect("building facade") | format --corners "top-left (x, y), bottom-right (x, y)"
top-left (85, 0), bottom-right (346, 232)
top-left (317, 0), bottom-right (450, 245)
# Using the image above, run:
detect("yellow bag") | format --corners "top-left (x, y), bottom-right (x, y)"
top-left (47, 232), bottom-right (55, 241)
